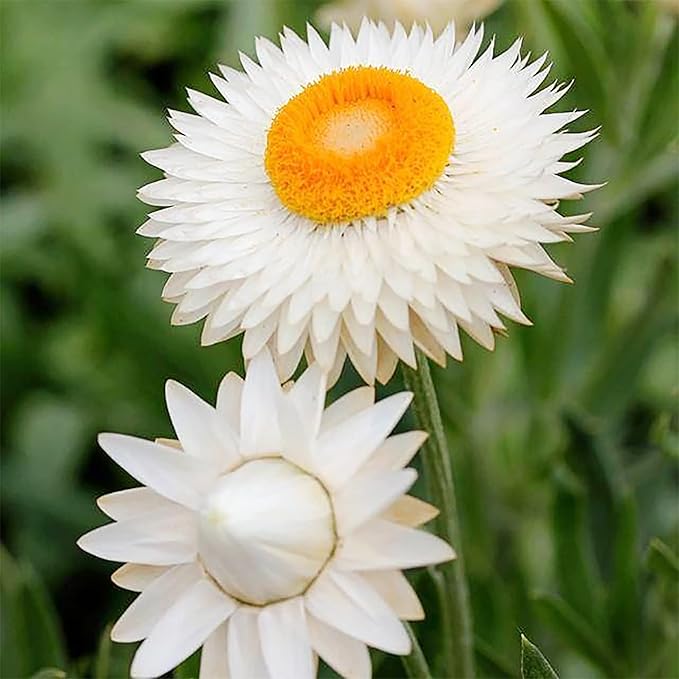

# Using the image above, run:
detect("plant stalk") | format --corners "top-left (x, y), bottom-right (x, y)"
top-left (402, 350), bottom-right (475, 678)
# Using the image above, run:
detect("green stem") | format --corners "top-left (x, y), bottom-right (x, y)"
top-left (401, 623), bottom-right (434, 679)
top-left (402, 350), bottom-right (475, 678)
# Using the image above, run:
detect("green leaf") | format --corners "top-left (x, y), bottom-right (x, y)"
top-left (520, 634), bottom-right (558, 679)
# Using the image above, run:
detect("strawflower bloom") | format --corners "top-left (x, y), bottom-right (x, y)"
top-left (316, 0), bottom-right (503, 35)
top-left (138, 20), bottom-right (598, 385)
top-left (78, 350), bottom-right (454, 678)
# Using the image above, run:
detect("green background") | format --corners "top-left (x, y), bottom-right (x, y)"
top-left (1, 0), bottom-right (677, 677)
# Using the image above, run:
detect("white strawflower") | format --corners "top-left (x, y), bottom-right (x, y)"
top-left (138, 20), bottom-right (598, 385)
top-left (316, 0), bottom-right (503, 35)
top-left (78, 350), bottom-right (454, 678)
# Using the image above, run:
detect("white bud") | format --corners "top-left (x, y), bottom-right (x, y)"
top-left (198, 458), bottom-right (335, 605)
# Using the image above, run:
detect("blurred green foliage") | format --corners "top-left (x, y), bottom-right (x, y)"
top-left (1, 0), bottom-right (677, 677)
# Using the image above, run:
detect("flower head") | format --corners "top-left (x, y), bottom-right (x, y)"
top-left (139, 20), bottom-right (598, 384)
top-left (78, 350), bottom-right (454, 678)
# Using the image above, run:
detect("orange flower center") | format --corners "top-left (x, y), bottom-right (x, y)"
top-left (264, 66), bottom-right (455, 224)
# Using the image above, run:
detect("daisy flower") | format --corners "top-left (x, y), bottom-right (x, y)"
top-left (138, 20), bottom-right (598, 385)
top-left (316, 0), bottom-right (503, 35)
top-left (77, 350), bottom-right (454, 678)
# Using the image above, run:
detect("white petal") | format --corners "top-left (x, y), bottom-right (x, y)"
top-left (335, 519), bottom-right (455, 571)
top-left (131, 579), bottom-right (236, 678)
top-left (278, 364), bottom-right (326, 471)
top-left (288, 363), bottom-right (327, 441)
top-left (216, 372), bottom-right (243, 433)
top-left (305, 569), bottom-right (410, 655)
top-left (307, 615), bottom-right (371, 679)
top-left (361, 431), bottom-right (428, 474)
top-left (383, 495), bottom-right (439, 527)
top-left (77, 518), bottom-right (196, 566)
top-left (361, 571), bottom-right (424, 621)
top-left (111, 564), bottom-right (168, 592)
top-left (314, 393), bottom-right (412, 489)
top-left (228, 608), bottom-right (269, 679)
top-left (97, 487), bottom-right (179, 521)
top-left (334, 469), bottom-right (417, 536)
top-left (240, 350), bottom-right (282, 456)
top-left (200, 623), bottom-right (229, 679)
top-left (111, 562), bottom-right (202, 642)
top-left (166, 380), bottom-right (237, 469)
top-left (278, 392), bottom-right (314, 471)
top-left (320, 386), bottom-right (374, 433)
top-left (258, 598), bottom-right (314, 679)
top-left (97, 433), bottom-right (219, 510)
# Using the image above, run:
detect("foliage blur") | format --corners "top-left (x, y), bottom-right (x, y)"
top-left (1, 0), bottom-right (677, 677)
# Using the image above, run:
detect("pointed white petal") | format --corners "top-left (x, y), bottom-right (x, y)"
top-left (131, 579), bottom-right (236, 678)
top-left (308, 615), bottom-right (371, 679)
top-left (111, 564), bottom-right (168, 592)
top-left (166, 380), bottom-right (238, 469)
top-left (199, 623), bottom-right (229, 679)
top-left (305, 569), bottom-right (410, 655)
top-left (361, 571), bottom-right (424, 621)
top-left (111, 562), bottom-right (202, 642)
top-left (277, 363), bottom-right (326, 471)
top-left (320, 386), bottom-right (374, 433)
top-left (258, 597), bottom-right (314, 679)
top-left (334, 469), bottom-right (417, 536)
top-left (97, 433), bottom-right (219, 509)
top-left (288, 363), bottom-right (327, 441)
top-left (314, 393), bottom-right (413, 489)
top-left (383, 495), bottom-right (439, 527)
top-left (240, 350), bottom-right (282, 456)
top-left (216, 372), bottom-right (243, 433)
top-left (335, 519), bottom-right (455, 571)
top-left (361, 431), bottom-right (428, 474)
top-left (278, 392), bottom-right (314, 471)
top-left (97, 487), bottom-right (179, 521)
top-left (227, 608), bottom-right (268, 679)
top-left (77, 518), bottom-right (196, 565)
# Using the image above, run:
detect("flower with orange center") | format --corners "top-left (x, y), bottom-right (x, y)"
top-left (139, 20), bottom-right (599, 385)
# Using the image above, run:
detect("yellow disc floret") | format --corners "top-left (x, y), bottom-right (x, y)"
top-left (264, 66), bottom-right (455, 224)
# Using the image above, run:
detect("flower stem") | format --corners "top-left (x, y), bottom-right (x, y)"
top-left (401, 350), bottom-right (475, 678)
top-left (401, 623), bottom-right (433, 679)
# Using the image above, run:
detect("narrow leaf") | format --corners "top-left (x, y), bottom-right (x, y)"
top-left (521, 635), bottom-right (558, 679)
